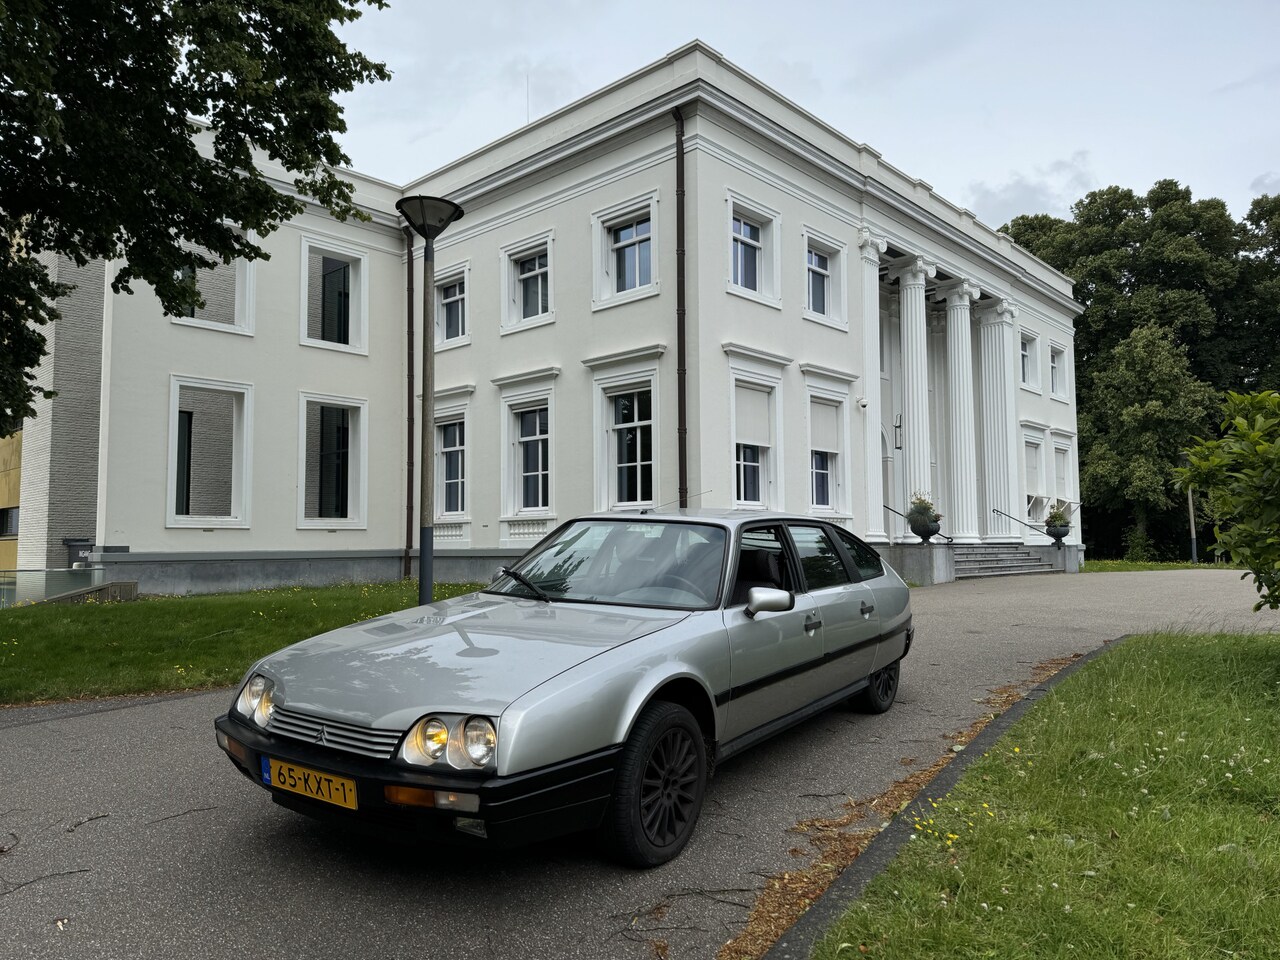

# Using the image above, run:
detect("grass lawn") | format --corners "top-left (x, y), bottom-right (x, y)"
top-left (1082, 559), bottom-right (1238, 573)
top-left (0, 580), bottom-right (482, 706)
top-left (815, 632), bottom-right (1280, 959)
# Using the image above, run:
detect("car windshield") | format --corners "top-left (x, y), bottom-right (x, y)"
top-left (486, 519), bottom-right (728, 609)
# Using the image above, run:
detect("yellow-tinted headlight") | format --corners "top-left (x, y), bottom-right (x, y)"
top-left (415, 717), bottom-right (449, 760)
top-left (235, 674), bottom-right (275, 727)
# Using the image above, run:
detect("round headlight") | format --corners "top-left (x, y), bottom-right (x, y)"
top-left (253, 684), bottom-right (275, 728)
top-left (463, 717), bottom-right (496, 766)
top-left (236, 674), bottom-right (274, 724)
top-left (415, 718), bottom-right (449, 761)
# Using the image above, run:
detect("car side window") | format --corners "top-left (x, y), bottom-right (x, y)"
top-left (788, 524), bottom-right (851, 591)
top-left (833, 527), bottom-right (884, 581)
top-left (731, 525), bottom-right (795, 605)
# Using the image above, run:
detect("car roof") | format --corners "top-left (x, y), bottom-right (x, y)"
top-left (581, 508), bottom-right (835, 531)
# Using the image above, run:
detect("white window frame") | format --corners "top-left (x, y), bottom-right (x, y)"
top-left (166, 375), bottom-right (253, 529)
top-left (299, 236), bottom-right (369, 354)
top-left (588, 354), bottom-right (661, 511)
top-left (726, 344), bottom-right (789, 510)
top-left (801, 363), bottom-right (855, 519)
top-left (1019, 330), bottom-right (1041, 393)
top-left (1049, 341), bottom-right (1069, 400)
top-left (725, 190), bottom-right (781, 308)
top-left (801, 226), bottom-right (848, 330)
top-left (170, 234), bottom-right (257, 337)
top-left (296, 391), bottom-right (369, 530)
top-left (500, 229), bottom-right (555, 334)
top-left (436, 401), bottom-right (469, 522)
top-left (735, 441), bottom-right (765, 506)
top-left (591, 191), bottom-right (660, 311)
top-left (494, 369), bottom-right (558, 522)
top-left (435, 260), bottom-right (471, 350)
top-left (1022, 429), bottom-right (1048, 525)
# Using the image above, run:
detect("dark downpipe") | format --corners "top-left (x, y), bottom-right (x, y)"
top-left (402, 228), bottom-right (416, 579)
top-left (672, 107), bottom-right (689, 508)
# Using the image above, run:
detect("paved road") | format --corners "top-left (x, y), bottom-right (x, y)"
top-left (2, 571), bottom-right (1277, 960)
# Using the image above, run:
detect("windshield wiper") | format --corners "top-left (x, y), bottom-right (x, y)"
top-left (498, 566), bottom-right (551, 603)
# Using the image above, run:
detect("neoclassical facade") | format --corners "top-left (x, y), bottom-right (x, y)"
top-left (10, 42), bottom-right (1080, 593)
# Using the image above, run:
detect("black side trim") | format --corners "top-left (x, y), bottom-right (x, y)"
top-left (716, 673), bottom-right (872, 763)
top-left (713, 615), bottom-right (912, 706)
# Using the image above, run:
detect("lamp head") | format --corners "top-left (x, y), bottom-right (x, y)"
top-left (396, 196), bottom-right (464, 241)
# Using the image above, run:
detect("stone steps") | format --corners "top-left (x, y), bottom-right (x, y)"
top-left (953, 544), bottom-right (1057, 580)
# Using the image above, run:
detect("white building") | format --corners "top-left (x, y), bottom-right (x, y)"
top-left (13, 42), bottom-right (1081, 593)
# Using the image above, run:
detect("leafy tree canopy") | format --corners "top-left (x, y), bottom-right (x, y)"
top-left (1178, 392), bottom-right (1280, 610)
top-left (0, 0), bottom-right (390, 436)
top-left (1007, 180), bottom-right (1280, 559)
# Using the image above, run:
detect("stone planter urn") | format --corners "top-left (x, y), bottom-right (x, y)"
top-left (908, 517), bottom-right (942, 543)
top-left (1045, 523), bottom-right (1070, 549)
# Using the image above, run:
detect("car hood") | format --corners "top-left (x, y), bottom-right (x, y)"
top-left (258, 592), bottom-right (688, 730)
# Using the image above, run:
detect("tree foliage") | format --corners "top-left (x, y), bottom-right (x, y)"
top-left (0, 0), bottom-right (390, 436)
top-left (1007, 180), bottom-right (1280, 559)
top-left (1177, 392), bottom-right (1280, 610)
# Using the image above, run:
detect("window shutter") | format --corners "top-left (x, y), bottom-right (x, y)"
top-left (735, 385), bottom-right (771, 446)
top-left (810, 401), bottom-right (838, 452)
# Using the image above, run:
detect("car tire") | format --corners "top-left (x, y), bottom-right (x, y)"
top-left (603, 701), bottom-right (707, 868)
top-left (855, 660), bottom-right (900, 714)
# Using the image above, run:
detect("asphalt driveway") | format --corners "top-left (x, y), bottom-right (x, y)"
top-left (2, 570), bottom-right (1277, 960)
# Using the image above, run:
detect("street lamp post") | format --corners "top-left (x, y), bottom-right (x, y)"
top-left (396, 196), bottom-right (464, 606)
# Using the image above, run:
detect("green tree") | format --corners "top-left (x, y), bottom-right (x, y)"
top-left (1081, 325), bottom-right (1217, 559)
top-left (1006, 180), bottom-right (1277, 557)
top-left (1177, 392), bottom-right (1280, 610)
top-left (0, 0), bottom-right (390, 437)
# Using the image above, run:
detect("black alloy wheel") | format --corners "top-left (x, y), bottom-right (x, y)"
top-left (856, 660), bottom-right (900, 714)
top-left (604, 701), bottom-right (707, 867)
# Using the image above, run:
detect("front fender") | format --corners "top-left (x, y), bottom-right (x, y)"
top-left (497, 613), bottom-right (729, 776)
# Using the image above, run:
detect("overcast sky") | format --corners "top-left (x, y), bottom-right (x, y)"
top-left (334, 0), bottom-right (1280, 229)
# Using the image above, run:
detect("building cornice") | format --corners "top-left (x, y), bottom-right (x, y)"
top-left (582, 343), bottom-right (667, 369)
top-left (490, 366), bottom-right (561, 388)
top-left (722, 342), bottom-right (793, 368)
top-left (798, 362), bottom-right (859, 383)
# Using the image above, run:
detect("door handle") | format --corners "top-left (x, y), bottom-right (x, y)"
top-left (860, 601), bottom-right (875, 615)
top-left (804, 617), bottom-right (823, 631)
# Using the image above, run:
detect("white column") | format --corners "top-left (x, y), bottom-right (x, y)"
top-left (891, 256), bottom-right (936, 521)
top-left (858, 228), bottom-right (887, 541)
top-left (977, 299), bottom-right (1021, 540)
top-left (937, 281), bottom-right (981, 542)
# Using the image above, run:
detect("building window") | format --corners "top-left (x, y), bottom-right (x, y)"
top-left (170, 240), bottom-right (255, 335)
top-left (732, 216), bottom-right (761, 292)
top-left (592, 193), bottom-right (660, 310)
top-left (440, 420), bottom-right (466, 515)
top-left (809, 398), bottom-right (842, 510)
top-left (501, 231), bottom-right (555, 331)
top-left (518, 250), bottom-right (549, 320)
top-left (734, 383), bottom-right (773, 507)
top-left (442, 279), bottom-right (466, 340)
top-left (807, 248), bottom-right (829, 315)
top-left (811, 451), bottom-right (832, 508)
top-left (518, 407), bottom-right (550, 510)
top-left (727, 193), bottom-right (781, 304)
top-left (610, 389), bottom-right (652, 505)
top-left (0, 507), bottom-right (18, 538)
top-left (175, 410), bottom-right (193, 515)
top-left (612, 218), bottom-right (651, 293)
top-left (301, 238), bottom-right (366, 352)
top-left (175, 265), bottom-right (198, 318)
top-left (737, 444), bottom-right (762, 503)
top-left (1050, 345), bottom-right (1067, 398)
top-left (168, 377), bottom-right (253, 528)
top-left (299, 393), bottom-right (366, 528)
top-left (1020, 333), bottom-right (1040, 390)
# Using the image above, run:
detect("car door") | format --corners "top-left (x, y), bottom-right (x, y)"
top-left (787, 523), bottom-right (881, 695)
top-left (720, 523), bottom-right (823, 743)
top-left (830, 525), bottom-right (898, 672)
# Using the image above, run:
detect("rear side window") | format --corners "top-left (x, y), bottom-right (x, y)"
top-left (833, 527), bottom-right (884, 580)
top-left (788, 524), bottom-right (851, 591)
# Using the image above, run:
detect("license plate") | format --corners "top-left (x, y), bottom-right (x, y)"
top-left (261, 757), bottom-right (358, 810)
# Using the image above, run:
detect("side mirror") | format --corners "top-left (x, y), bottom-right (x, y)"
top-left (745, 586), bottom-right (794, 619)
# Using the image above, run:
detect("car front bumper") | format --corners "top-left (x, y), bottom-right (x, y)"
top-left (214, 713), bottom-right (620, 846)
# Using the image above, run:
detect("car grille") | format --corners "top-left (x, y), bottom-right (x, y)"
top-left (267, 706), bottom-right (404, 760)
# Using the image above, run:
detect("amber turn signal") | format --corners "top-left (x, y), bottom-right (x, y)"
top-left (384, 785), bottom-right (437, 808)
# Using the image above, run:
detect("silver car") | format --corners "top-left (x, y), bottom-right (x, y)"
top-left (215, 510), bottom-right (913, 866)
